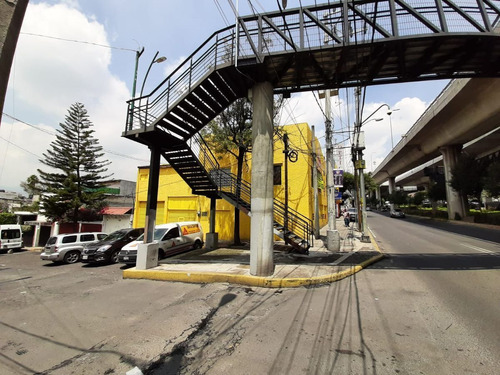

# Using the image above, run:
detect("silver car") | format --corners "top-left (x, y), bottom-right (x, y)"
top-left (390, 208), bottom-right (406, 218)
top-left (40, 232), bottom-right (107, 264)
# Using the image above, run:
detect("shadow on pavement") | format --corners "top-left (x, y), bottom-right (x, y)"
top-left (368, 252), bottom-right (500, 270)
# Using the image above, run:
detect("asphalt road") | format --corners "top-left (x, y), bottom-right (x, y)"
top-left (1, 215), bottom-right (499, 374)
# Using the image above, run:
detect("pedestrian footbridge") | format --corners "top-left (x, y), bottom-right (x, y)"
top-left (122, 1), bottom-right (500, 271)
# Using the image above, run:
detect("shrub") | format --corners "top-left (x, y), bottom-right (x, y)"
top-left (0, 213), bottom-right (17, 225)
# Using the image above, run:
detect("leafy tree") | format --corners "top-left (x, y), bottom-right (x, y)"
top-left (341, 171), bottom-right (355, 194)
top-left (37, 103), bottom-right (111, 227)
top-left (483, 160), bottom-right (500, 197)
top-left (364, 172), bottom-right (377, 195)
top-left (0, 212), bottom-right (16, 224)
top-left (450, 154), bottom-right (487, 203)
top-left (411, 191), bottom-right (427, 207)
top-left (20, 174), bottom-right (42, 198)
top-left (388, 190), bottom-right (408, 206)
top-left (204, 96), bottom-right (283, 245)
top-left (428, 179), bottom-right (446, 207)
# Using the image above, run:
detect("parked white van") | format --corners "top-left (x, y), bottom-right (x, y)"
top-left (0, 225), bottom-right (23, 252)
top-left (118, 221), bottom-right (203, 265)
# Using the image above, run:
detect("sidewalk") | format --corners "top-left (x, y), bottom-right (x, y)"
top-left (123, 217), bottom-right (384, 288)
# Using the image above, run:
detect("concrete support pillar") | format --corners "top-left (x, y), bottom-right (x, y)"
top-left (388, 177), bottom-right (396, 210)
top-left (32, 223), bottom-right (41, 247)
top-left (136, 242), bottom-right (159, 270)
top-left (388, 177), bottom-right (396, 194)
top-left (250, 81), bottom-right (274, 276)
top-left (375, 186), bottom-right (381, 203)
top-left (440, 145), bottom-right (467, 220)
top-left (145, 145), bottom-right (161, 243)
top-left (206, 197), bottom-right (218, 250)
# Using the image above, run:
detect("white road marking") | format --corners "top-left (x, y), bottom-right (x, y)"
top-left (460, 243), bottom-right (495, 254)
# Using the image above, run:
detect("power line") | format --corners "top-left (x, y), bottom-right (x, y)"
top-left (0, 136), bottom-right (41, 159)
top-left (20, 32), bottom-right (138, 53)
top-left (2, 113), bottom-right (149, 162)
top-left (213, 0), bottom-right (230, 26)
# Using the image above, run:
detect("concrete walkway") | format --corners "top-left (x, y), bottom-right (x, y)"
top-left (123, 217), bottom-right (383, 288)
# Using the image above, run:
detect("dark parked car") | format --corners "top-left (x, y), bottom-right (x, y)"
top-left (81, 228), bottom-right (144, 264)
top-left (390, 208), bottom-right (406, 218)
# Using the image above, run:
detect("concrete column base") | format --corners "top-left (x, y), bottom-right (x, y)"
top-left (326, 229), bottom-right (341, 252)
top-left (136, 243), bottom-right (159, 270)
top-left (205, 232), bottom-right (218, 250)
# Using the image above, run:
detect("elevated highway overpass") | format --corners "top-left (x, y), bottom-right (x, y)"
top-left (372, 78), bottom-right (500, 218)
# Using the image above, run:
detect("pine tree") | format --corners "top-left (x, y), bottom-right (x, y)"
top-left (38, 102), bottom-right (111, 225)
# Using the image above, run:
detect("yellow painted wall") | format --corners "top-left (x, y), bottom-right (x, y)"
top-left (133, 123), bottom-right (327, 241)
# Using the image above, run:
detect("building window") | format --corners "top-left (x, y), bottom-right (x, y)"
top-left (273, 164), bottom-right (282, 185)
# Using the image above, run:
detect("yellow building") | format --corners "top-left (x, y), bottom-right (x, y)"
top-left (132, 123), bottom-right (327, 242)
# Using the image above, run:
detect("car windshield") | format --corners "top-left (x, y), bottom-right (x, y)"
top-left (134, 228), bottom-right (169, 242)
top-left (102, 230), bottom-right (126, 241)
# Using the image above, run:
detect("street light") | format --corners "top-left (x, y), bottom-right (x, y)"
top-left (128, 47), bottom-right (145, 131)
top-left (387, 108), bottom-right (400, 150)
top-left (140, 51), bottom-right (167, 98)
top-left (353, 101), bottom-right (393, 241)
top-left (362, 117), bottom-right (383, 126)
top-left (132, 47), bottom-right (144, 98)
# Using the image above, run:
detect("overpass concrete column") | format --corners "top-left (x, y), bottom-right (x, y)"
top-left (250, 81), bottom-right (274, 276)
top-left (439, 145), bottom-right (467, 220)
top-left (388, 177), bottom-right (396, 210)
top-left (388, 177), bottom-right (396, 194)
top-left (375, 186), bottom-right (381, 206)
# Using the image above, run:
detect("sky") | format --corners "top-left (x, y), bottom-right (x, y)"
top-left (0, 0), bottom-right (449, 195)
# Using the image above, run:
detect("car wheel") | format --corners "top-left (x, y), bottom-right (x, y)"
top-left (110, 250), bottom-right (120, 264)
top-left (193, 240), bottom-right (202, 250)
top-left (64, 251), bottom-right (80, 264)
top-left (158, 249), bottom-right (165, 260)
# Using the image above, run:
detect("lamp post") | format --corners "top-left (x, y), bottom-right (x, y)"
top-left (128, 47), bottom-right (144, 131)
top-left (353, 101), bottom-right (393, 241)
top-left (140, 51), bottom-right (167, 98)
top-left (132, 47), bottom-right (144, 98)
top-left (387, 108), bottom-right (400, 150)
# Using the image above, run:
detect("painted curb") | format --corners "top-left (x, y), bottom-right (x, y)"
top-left (123, 234), bottom-right (385, 288)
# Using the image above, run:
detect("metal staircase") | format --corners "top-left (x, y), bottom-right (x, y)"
top-left (161, 134), bottom-right (312, 254)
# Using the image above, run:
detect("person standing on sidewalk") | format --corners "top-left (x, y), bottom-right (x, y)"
top-left (343, 210), bottom-right (350, 227)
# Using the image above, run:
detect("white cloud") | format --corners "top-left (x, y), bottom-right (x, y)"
top-left (0, 2), bottom-right (149, 193)
top-left (363, 97), bottom-right (427, 171)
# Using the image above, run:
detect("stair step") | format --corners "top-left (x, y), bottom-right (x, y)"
top-left (194, 85), bottom-right (224, 113)
top-left (186, 93), bottom-right (217, 118)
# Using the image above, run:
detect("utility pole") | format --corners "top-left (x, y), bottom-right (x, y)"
top-left (323, 89), bottom-right (340, 251)
top-left (128, 47), bottom-right (144, 131)
top-left (312, 126), bottom-right (320, 239)
top-left (354, 87), bottom-right (370, 242)
top-left (283, 132), bottom-right (289, 245)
